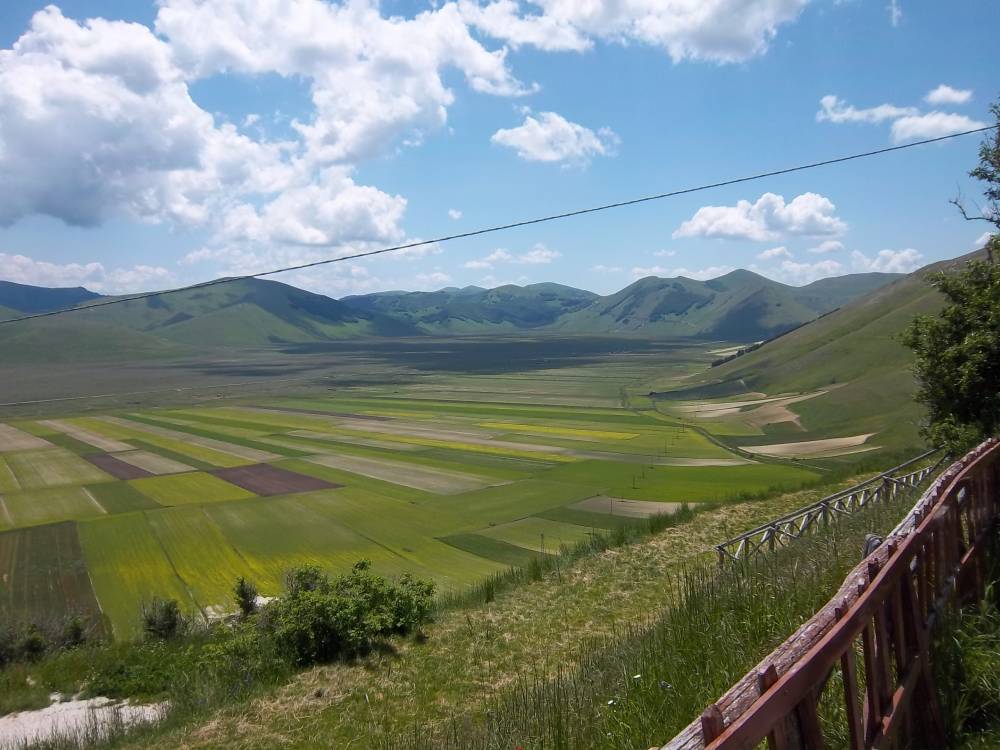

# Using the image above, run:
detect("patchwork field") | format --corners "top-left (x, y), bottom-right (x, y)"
top-left (0, 336), bottom-right (895, 637)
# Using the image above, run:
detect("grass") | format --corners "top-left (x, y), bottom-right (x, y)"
top-left (0, 456), bottom-right (21, 493)
top-left (440, 534), bottom-right (551, 567)
top-left (2, 487), bottom-right (107, 528)
top-left (127, 473), bottom-right (255, 507)
top-left (4, 449), bottom-right (111, 491)
top-left (0, 522), bottom-right (103, 630)
top-left (145, 507), bottom-right (258, 615)
top-left (477, 516), bottom-right (598, 553)
top-left (78, 514), bottom-right (199, 637)
top-left (478, 422), bottom-right (640, 440)
top-left (84, 482), bottom-right (161, 514)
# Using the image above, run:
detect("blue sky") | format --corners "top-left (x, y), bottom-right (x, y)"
top-left (0, 0), bottom-right (996, 297)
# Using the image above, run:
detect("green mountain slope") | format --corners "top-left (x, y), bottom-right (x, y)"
top-left (343, 282), bottom-right (598, 333)
top-left (78, 278), bottom-right (422, 346)
top-left (656, 254), bottom-right (981, 454)
top-left (554, 270), bottom-right (899, 340)
top-left (0, 280), bottom-right (102, 314)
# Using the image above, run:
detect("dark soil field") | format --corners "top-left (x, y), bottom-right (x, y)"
top-left (84, 453), bottom-right (154, 480)
top-left (210, 464), bottom-right (341, 496)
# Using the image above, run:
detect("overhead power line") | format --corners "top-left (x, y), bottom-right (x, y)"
top-left (0, 124), bottom-right (995, 328)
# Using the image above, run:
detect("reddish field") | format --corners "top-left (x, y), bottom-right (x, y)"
top-left (210, 463), bottom-right (340, 496)
top-left (84, 453), bottom-right (154, 480)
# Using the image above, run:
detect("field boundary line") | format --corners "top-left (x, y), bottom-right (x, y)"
top-left (82, 487), bottom-right (108, 515)
top-left (143, 511), bottom-right (207, 624)
top-left (0, 496), bottom-right (13, 527)
top-left (0, 459), bottom-right (21, 492)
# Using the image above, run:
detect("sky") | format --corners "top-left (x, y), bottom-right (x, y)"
top-left (0, 0), bottom-right (996, 298)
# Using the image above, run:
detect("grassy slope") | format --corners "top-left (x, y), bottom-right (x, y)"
top-left (122, 471), bottom-right (892, 750)
top-left (657, 252), bottom-right (982, 452)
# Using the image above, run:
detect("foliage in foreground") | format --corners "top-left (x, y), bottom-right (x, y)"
top-left (389, 492), bottom-right (915, 750)
top-left (903, 100), bottom-right (1000, 454)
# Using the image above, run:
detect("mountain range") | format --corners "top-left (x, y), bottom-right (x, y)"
top-left (0, 270), bottom-right (902, 357)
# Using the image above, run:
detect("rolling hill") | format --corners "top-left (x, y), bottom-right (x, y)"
top-left (0, 269), bottom-right (902, 352)
top-left (0, 280), bottom-right (102, 315)
top-left (343, 282), bottom-right (598, 333)
top-left (654, 253), bottom-right (982, 454)
top-left (552, 270), bottom-right (899, 339)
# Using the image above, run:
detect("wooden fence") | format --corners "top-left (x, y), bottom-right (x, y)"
top-left (716, 450), bottom-right (943, 564)
top-left (662, 438), bottom-right (1000, 750)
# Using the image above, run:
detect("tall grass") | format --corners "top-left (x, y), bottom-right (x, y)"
top-left (392, 490), bottom-right (914, 750)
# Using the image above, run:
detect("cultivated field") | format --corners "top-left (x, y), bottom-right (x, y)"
top-left (0, 337), bottom-right (895, 638)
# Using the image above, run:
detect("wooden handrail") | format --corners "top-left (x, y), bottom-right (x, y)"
top-left (663, 438), bottom-right (1000, 750)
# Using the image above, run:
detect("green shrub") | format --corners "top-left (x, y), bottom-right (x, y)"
top-left (234, 576), bottom-right (258, 619)
top-left (141, 598), bottom-right (186, 640)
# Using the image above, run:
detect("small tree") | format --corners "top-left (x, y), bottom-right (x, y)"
top-left (903, 101), bottom-right (1000, 453)
top-left (234, 576), bottom-right (258, 619)
top-left (141, 598), bottom-right (185, 640)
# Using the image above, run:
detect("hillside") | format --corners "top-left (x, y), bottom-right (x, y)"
top-left (552, 270), bottom-right (899, 340)
top-left (71, 278), bottom-right (422, 347)
top-left (343, 282), bottom-right (598, 333)
top-left (655, 253), bottom-right (982, 453)
top-left (0, 271), bottom-right (901, 350)
top-left (0, 280), bottom-right (102, 315)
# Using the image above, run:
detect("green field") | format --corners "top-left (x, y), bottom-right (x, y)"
top-left (0, 335), bottom-right (904, 636)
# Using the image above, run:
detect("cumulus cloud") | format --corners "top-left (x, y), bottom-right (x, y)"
top-left (673, 192), bottom-right (847, 242)
top-left (464, 244), bottom-right (559, 269)
top-left (975, 232), bottom-right (995, 248)
top-left (631, 265), bottom-right (735, 280)
top-left (157, 0), bottom-right (534, 165)
top-left (757, 246), bottom-right (792, 260)
top-left (888, 0), bottom-right (902, 26)
top-left (925, 85), bottom-right (973, 106)
top-left (448, 209), bottom-right (463, 220)
top-left (491, 111), bottom-right (618, 165)
top-left (890, 112), bottom-right (987, 143)
top-left (591, 264), bottom-right (623, 273)
top-left (0, 252), bottom-right (172, 293)
top-left (807, 240), bottom-right (844, 254)
top-left (817, 93), bottom-right (985, 145)
top-left (756, 258), bottom-right (844, 285)
top-left (850, 248), bottom-right (924, 273)
top-left (462, 0), bottom-right (808, 63)
top-left (816, 95), bottom-right (917, 124)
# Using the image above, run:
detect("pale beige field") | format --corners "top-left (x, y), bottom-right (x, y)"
top-left (113, 450), bottom-right (194, 475)
top-left (303, 453), bottom-right (506, 494)
top-left (97, 416), bottom-right (280, 462)
top-left (38, 419), bottom-right (134, 452)
top-left (743, 433), bottom-right (878, 458)
top-left (0, 424), bottom-right (51, 452)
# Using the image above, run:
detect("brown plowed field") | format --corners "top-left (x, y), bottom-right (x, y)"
top-left (84, 453), bottom-right (154, 480)
top-left (210, 464), bottom-right (340, 496)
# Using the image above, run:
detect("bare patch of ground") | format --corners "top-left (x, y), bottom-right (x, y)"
top-left (0, 696), bottom-right (165, 747)
top-left (84, 453), bottom-right (154, 480)
top-left (38, 420), bottom-right (133, 452)
top-left (744, 433), bottom-right (878, 458)
top-left (211, 464), bottom-right (340, 496)
top-left (0, 424), bottom-right (51, 453)
top-left (111, 450), bottom-right (194, 476)
top-left (571, 495), bottom-right (700, 518)
top-left (304, 454), bottom-right (503, 494)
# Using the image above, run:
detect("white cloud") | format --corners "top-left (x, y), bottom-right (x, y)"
top-left (807, 240), bottom-right (844, 254)
top-left (673, 192), bottom-right (847, 242)
top-left (464, 244), bottom-right (558, 269)
top-left (448, 208), bottom-right (463, 220)
top-left (817, 94), bottom-right (986, 146)
top-left (414, 271), bottom-right (452, 288)
top-left (653, 249), bottom-right (676, 258)
top-left (631, 265), bottom-right (735, 280)
top-left (974, 232), bottom-right (994, 248)
top-left (756, 259), bottom-right (844, 284)
top-left (157, 0), bottom-right (534, 165)
top-left (890, 112), bottom-right (987, 143)
top-left (0, 252), bottom-right (171, 293)
top-left (516, 244), bottom-right (560, 264)
top-left (591, 264), bottom-right (623, 273)
top-left (491, 111), bottom-right (618, 165)
top-left (925, 85), bottom-right (972, 106)
top-left (463, 0), bottom-right (808, 63)
top-left (757, 246), bottom-right (792, 260)
top-left (850, 248), bottom-right (924, 273)
top-left (816, 95), bottom-right (917, 124)
top-left (888, 0), bottom-right (902, 26)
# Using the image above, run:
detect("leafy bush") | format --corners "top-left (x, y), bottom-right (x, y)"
top-left (234, 576), bottom-right (258, 619)
top-left (265, 561), bottom-right (435, 666)
top-left (141, 598), bottom-right (187, 640)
